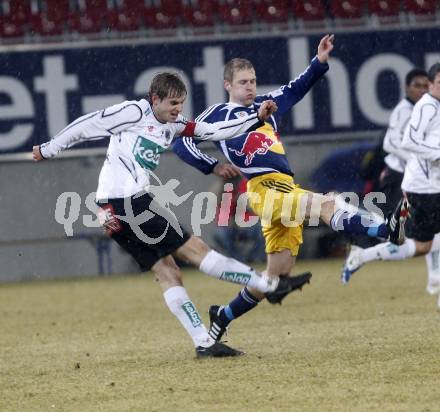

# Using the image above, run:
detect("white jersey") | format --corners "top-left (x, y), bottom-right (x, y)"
top-left (40, 99), bottom-right (261, 200)
top-left (383, 98), bottom-right (414, 173)
top-left (401, 93), bottom-right (440, 194)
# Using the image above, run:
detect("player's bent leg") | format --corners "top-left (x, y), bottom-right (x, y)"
top-left (174, 236), bottom-right (278, 293)
top-left (263, 251), bottom-right (311, 304)
top-left (209, 252), bottom-right (294, 342)
top-left (245, 250), bottom-right (296, 300)
top-left (152, 255), bottom-right (183, 291)
top-left (208, 251), bottom-right (311, 342)
top-left (341, 238), bottom-right (432, 284)
top-left (317, 192), bottom-right (407, 245)
top-left (152, 256), bottom-right (243, 357)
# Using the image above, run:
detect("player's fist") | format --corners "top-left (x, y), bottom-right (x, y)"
top-left (317, 34), bottom-right (334, 63)
top-left (32, 145), bottom-right (44, 161)
top-left (213, 163), bottom-right (241, 178)
top-left (257, 100), bottom-right (278, 122)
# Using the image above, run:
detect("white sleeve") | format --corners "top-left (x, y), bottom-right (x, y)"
top-left (40, 102), bottom-right (143, 158)
top-left (174, 113), bottom-right (262, 141)
top-left (402, 102), bottom-right (440, 162)
top-left (382, 105), bottom-right (412, 162)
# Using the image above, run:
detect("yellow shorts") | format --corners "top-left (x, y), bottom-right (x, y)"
top-left (247, 173), bottom-right (310, 256)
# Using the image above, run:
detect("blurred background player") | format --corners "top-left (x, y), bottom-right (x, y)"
top-left (173, 34), bottom-right (407, 342)
top-left (342, 63), bottom-right (440, 307)
top-left (381, 69), bottom-right (429, 210)
top-left (381, 68), bottom-right (440, 295)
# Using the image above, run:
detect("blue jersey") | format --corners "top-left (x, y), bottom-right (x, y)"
top-left (173, 57), bottom-right (329, 180)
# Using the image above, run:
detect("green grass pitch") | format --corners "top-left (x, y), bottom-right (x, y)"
top-left (1, 257), bottom-right (440, 411)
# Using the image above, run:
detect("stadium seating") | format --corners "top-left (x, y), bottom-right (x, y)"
top-left (0, 0), bottom-right (30, 38)
top-left (0, 0), bottom-right (439, 43)
top-left (255, 0), bottom-right (290, 24)
top-left (182, 1), bottom-right (216, 29)
top-left (68, 0), bottom-right (105, 34)
top-left (291, 0), bottom-right (327, 24)
top-left (143, 0), bottom-right (180, 31)
top-left (0, 17), bottom-right (24, 38)
top-left (0, 0), bottom-right (31, 38)
top-left (404, 0), bottom-right (437, 21)
top-left (30, 0), bottom-right (70, 36)
top-left (217, 0), bottom-right (254, 27)
top-left (330, 0), bottom-right (366, 24)
top-left (368, 0), bottom-right (402, 24)
top-left (106, 0), bottom-right (143, 32)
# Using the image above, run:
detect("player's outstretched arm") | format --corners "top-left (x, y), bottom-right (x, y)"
top-left (34, 102), bottom-right (144, 160)
top-left (317, 34), bottom-right (334, 63)
top-left (213, 163), bottom-right (241, 178)
top-left (189, 100), bottom-right (277, 142)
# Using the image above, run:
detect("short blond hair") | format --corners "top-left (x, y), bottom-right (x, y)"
top-left (224, 58), bottom-right (254, 82)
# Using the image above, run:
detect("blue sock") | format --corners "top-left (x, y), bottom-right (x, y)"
top-left (330, 209), bottom-right (389, 238)
top-left (219, 288), bottom-right (260, 326)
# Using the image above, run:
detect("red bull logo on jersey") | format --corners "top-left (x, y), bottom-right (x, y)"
top-left (229, 131), bottom-right (276, 165)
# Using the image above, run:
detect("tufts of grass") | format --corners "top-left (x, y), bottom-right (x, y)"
top-left (1, 257), bottom-right (440, 411)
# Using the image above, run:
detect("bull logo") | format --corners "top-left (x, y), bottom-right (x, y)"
top-left (229, 131), bottom-right (275, 165)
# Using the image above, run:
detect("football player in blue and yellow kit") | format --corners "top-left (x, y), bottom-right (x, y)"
top-left (173, 34), bottom-right (408, 343)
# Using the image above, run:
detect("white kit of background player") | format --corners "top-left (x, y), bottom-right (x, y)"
top-left (343, 63), bottom-right (440, 308)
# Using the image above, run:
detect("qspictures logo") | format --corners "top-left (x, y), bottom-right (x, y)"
top-left (54, 171), bottom-right (387, 242)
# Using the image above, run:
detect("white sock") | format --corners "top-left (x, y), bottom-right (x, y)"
top-left (360, 239), bottom-right (416, 264)
top-left (426, 234), bottom-right (440, 287)
top-left (200, 250), bottom-right (277, 293)
top-left (163, 286), bottom-right (214, 348)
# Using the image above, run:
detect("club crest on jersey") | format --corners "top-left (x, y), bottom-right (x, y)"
top-left (229, 131), bottom-right (275, 166)
top-left (234, 111), bottom-right (248, 118)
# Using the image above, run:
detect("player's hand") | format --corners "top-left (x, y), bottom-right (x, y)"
top-left (32, 145), bottom-right (44, 161)
top-left (317, 34), bottom-right (334, 63)
top-left (257, 100), bottom-right (278, 122)
top-left (213, 163), bottom-right (241, 179)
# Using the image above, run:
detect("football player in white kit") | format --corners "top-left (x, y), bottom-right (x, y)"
top-left (32, 72), bottom-right (312, 358)
top-left (342, 63), bottom-right (440, 307)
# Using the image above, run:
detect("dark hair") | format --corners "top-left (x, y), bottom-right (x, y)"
top-left (148, 72), bottom-right (187, 101)
top-left (224, 58), bottom-right (254, 82)
top-left (427, 63), bottom-right (440, 83)
top-left (406, 68), bottom-right (428, 86)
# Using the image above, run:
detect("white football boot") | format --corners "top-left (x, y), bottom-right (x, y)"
top-left (341, 245), bottom-right (364, 284)
top-left (426, 277), bottom-right (440, 295)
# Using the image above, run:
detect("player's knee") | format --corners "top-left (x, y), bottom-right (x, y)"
top-left (302, 193), bottom-right (334, 223)
top-left (319, 196), bottom-right (336, 224)
top-left (152, 258), bottom-right (182, 287)
top-left (415, 240), bottom-right (432, 255)
top-left (154, 267), bottom-right (182, 287)
top-left (174, 236), bottom-right (210, 265)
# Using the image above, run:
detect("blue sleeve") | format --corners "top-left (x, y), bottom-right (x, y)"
top-left (256, 57), bottom-right (329, 117)
top-left (172, 136), bottom-right (219, 175)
